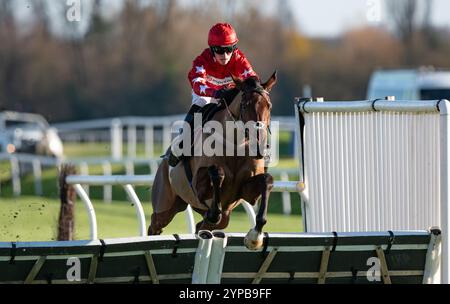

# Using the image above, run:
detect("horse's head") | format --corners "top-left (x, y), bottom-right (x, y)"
top-left (231, 71), bottom-right (277, 125)
top-left (229, 72), bottom-right (277, 160)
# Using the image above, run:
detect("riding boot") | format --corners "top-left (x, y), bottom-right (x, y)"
top-left (166, 105), bottom-right (201, 167)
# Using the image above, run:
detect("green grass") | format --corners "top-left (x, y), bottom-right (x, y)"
top-left (63, 142), bottom-right (165, 158)
top-left (0, 196), bottom-right (302, 242)
top-left (63, 142), bottom-right (113, 158)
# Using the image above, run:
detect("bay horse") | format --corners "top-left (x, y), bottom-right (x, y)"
top-left (149, 72), bottom-right (277, 250)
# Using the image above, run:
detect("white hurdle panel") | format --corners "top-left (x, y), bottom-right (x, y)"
top-left (296, 98), bottom-right (450, 283)
top-left (303, 106), bottom-right (440, 232)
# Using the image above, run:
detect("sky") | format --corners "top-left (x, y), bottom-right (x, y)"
top-left (289, 0), bottom-right (450, 37)
top-left (12, 0), bottom-right (450, 38)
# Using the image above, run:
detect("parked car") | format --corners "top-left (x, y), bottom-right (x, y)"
top-left (0, 111), bottom-right (63, 158)
top-left (367, 67), bottom-right (450, 100)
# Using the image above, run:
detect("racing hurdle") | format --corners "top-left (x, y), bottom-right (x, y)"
top-left (295, 98), bottom-right (450, 283)
top-left (0, 230), bottom-right (441, 284)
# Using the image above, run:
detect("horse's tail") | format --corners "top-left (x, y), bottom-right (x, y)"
top-left (57, 164), bottom-right (76, 241)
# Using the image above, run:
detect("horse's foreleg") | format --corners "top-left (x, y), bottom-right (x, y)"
top-left (255, 173), bottom-right (273, 232)
top-left (205, 165), bottom-right (225, 225)
top-left (241, 173), bottom-right (274, 250)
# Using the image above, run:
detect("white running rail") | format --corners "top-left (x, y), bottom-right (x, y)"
top-left (64, 174), bottom-right (303, 241)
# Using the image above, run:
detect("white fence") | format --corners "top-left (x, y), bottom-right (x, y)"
top-left (296, 98), bottom-right (449, 283)
top-left (52, 115), bottom-right (299, 159)
top-left (64, 174), bottom-right (303, 240)
top-left (53, 116), bottom-right (183, 159)
top-left (0, 153), bottom-right (156, 195)
top-left (0, 153), bottom-right (300, 215)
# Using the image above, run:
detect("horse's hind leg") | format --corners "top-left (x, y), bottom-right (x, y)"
top-left (149, 160), bottom-right (187, 235)
top-left (149, 196), bottom-right (187, 235)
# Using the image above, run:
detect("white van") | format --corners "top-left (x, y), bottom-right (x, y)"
top-left (367, 68), bottom-right (450, 100)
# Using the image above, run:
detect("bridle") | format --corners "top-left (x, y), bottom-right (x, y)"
top-left (224, 86), bottom-right (271, 123)
top-left (223, 84), bottom-right (272, 160)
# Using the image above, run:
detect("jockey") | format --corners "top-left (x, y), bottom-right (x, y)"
top-left (166, 22), bottom-right (259, 167)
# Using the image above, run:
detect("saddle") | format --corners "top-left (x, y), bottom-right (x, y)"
top-left (198, 102), bottom-right (226, 127)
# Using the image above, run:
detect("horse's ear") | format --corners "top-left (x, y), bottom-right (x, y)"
top-left (230, 74), bottom-right (243, 90)
top-left (262, 70), bottom-right (277, 92)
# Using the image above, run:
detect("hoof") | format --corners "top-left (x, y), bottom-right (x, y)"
top-left (148, 226), bottom-right (162, 236)
top-left (244, 229), bottom-right (263, 250)
top-left (205, 211), bottom-right (222, 225)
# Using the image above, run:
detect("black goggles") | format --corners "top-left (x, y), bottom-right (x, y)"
top-left (211, 44), bottom-right (237, 55)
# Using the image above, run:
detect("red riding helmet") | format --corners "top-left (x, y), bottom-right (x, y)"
top-left (208, 23), bottom-right (239, 46)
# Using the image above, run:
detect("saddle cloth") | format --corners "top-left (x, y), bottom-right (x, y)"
top-left (168, 161), bottom-right (210, 211)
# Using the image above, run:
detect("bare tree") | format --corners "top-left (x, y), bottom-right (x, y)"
top-left (386, 0), bottom-right (438, 63)
top-left (158, 0), bottom-right (176, 31)
top-left (222, 0), bottom-right (237, 22)
top-left (386, 0), bottom-right (417, 45)
top-left (277, 0), bottom-right (295, 29)
top-left (31, 0), bottom-right (51, 35)
top-left (421, 0), bottom-right (438, 48)
top-left (0, 0), bottom-right (13, 24)
top-left (90, 0), bottom-right (104, 33)
top-left (0, 0), bottom-right (19, 110)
